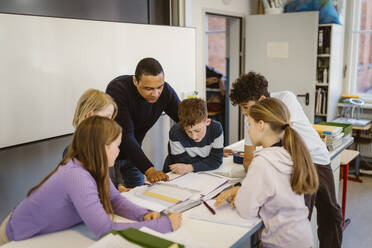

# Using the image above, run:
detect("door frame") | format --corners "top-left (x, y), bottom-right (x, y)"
top-left (204, 9), bottom-right (245, 144)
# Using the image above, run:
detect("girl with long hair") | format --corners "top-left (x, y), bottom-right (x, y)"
top-left (215, 98), bottom-right (318, 248)
top-left (0, 116), bottom-right (181, 244)
top-left (65, 88), bottom-right (127, 193)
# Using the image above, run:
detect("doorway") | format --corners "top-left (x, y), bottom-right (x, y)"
top-left (205, 13), bottom-right (243, 145)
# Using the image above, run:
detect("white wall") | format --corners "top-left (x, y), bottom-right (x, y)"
top-left (183, 0), bottom-right (256, 98)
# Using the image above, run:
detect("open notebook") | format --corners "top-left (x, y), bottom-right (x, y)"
top-left (159, 172), bottom-right (229, 196)
top-left (123, 173), bottom-right (231, 213)
top-left (188, 199), bottom-right (260, 228)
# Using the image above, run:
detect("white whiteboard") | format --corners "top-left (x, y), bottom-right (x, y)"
top-left (0, 13), bottom-right (196, 148)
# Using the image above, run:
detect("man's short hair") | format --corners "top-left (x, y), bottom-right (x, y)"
top-left (178, 98), bottom-right (207, 128)
top-left (229, 71), bottom-right (270, 105)
top-left (135, 57), bottom-right (164, 81)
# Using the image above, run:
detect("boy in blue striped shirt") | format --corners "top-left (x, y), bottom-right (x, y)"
top-left (163, 98), bottom-right (224, 174)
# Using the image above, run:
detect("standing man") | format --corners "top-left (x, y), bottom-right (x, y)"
top-left (229, 72), bottom-right (342, 248)
top-left (106, 57), bottom-right (180, 187)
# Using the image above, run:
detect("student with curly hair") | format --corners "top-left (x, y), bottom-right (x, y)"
top-left (228, 71), bottom-right (342, 248)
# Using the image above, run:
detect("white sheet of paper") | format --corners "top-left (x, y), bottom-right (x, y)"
top-left (201, 182), bottom-right (233, 201)
top-left (188, 199), bottom-right (259, 228)
top-left (163, 173), bottom-right (228, 196)
top-left (168, 172), bottom-right (182, 181)
top-left (267, 41), bottom-right (289, 58)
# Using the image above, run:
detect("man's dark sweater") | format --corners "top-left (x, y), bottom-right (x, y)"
top-left (106, 75), bottom-right (180, 173)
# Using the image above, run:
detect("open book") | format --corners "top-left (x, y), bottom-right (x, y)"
top-left (123, 172), bottom-right (231, 213)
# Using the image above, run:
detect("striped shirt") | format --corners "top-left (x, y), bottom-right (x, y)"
top-left (163, 120), bottom-right (224, 172)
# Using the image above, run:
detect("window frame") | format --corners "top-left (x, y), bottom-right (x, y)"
top-left (344, 0), bottom-right (372, 101)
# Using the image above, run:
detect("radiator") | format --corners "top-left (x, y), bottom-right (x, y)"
top-left (360, 143), bottom-right (372, 158)
top-left (350, 110), bottom-right (372, 158)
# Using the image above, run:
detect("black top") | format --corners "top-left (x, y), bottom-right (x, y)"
top-left (271, 141), bottom-right (282, 147)
top-left (206, 65), bottom-right (223, 79)
top-left (106, 75), bottom-right (180, 173)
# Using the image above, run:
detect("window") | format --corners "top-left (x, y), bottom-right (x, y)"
top-left (205, 14), bottom-right (226, 75)
top-left (347, 0), bottom-right (372, 98)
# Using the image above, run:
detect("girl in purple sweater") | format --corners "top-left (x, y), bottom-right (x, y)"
top-left (0, 116), bottom-right (181, 245)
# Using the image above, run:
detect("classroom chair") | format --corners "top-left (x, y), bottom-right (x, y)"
top-left (340, 149), bottom-right (360, 230)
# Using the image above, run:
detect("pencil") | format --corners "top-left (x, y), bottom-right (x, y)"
top-left (202, 199), bottom-right (216, 215)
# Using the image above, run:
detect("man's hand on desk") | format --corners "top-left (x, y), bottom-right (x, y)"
top-left (145, 167), bottom-right (169, 183)
top-left (214, 186), bottom-right (240, 208)
top-left (167, 213), bottom-right (182, 231)
top-left (169, 163), bottom-right (193, 175)
top-left (143, 211), bottom-right (161, 221)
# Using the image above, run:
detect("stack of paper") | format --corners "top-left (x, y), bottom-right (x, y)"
top-left (313, 124), bottom-right (344, 151)
top-left (313, 124), bottom-right (342, 136)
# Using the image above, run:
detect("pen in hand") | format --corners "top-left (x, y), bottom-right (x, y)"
top-left (202, 199), bottom-right (216, 215)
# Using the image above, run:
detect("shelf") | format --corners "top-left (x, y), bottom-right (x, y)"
top-left (315, 113), bottom-right (327, 117)
top-left (318, 54), bottom-right (330, 57)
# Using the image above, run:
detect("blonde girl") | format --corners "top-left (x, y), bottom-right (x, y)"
top-left (72, 89), bottom-right (118, 129)
top-left (66, 89), bottom-right (127, 192)
top-left (216, 98), bottom-right (318, 248)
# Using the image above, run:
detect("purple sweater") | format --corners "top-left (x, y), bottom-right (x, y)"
top-left (6, 159), bottom-right (172, 241)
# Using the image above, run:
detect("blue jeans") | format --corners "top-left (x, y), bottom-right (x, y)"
top-left (116, 160), bottom-right (144, 188)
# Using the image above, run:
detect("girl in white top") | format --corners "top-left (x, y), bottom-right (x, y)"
top-left (215, 98), bottom-right (319, 248)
